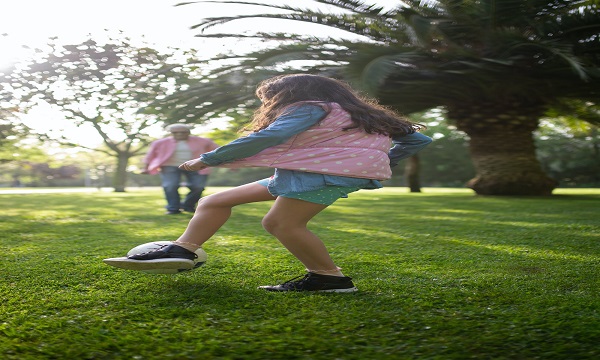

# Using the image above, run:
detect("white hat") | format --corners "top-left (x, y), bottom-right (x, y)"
top-left (166, 124), bottom-right (192, 132)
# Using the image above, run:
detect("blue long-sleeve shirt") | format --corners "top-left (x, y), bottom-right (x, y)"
top-left (200, 104), bottom-right (432, 196)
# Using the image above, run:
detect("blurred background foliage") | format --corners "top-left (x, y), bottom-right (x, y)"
top-left (1, 110), bottom-right (597, 188)
top-left (1, 0), bottom-right (599, 191)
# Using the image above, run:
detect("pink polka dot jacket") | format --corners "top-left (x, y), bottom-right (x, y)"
top-left (215, 102), bottom-right (394, 181)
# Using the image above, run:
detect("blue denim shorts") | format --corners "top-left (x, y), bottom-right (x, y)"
top-left (256, 178), bottom-right (359, 205)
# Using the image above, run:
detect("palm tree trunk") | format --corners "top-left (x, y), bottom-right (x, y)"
top-left (450, 107), bottom-right (557, 196)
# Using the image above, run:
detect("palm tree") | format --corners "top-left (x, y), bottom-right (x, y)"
top-left (165, 0), bottom-right (600, 195)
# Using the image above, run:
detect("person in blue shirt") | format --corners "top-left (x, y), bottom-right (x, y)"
top-left (104, 74), bottom-right (432, 292)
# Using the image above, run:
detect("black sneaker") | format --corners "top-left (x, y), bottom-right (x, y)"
top-left (103, 244), bottom-right (197, 271)
top-left (259, 272), bottom-right (358, 293)
top-left (128, 244), bottom-right (197, 261)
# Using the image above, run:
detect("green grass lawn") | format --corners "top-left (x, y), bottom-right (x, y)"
top-left (1, 187), bottom-right (598, 359)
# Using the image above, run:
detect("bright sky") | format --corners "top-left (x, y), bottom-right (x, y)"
top-left (1, 1), bottom-right (328, 70)
top-left (1, 0), bottom-right (399, 147)
top-left (1, 0), bottom-right (401, 69)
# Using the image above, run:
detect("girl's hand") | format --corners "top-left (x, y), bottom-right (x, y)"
top-left (179, 159), bottom-right (209, 171)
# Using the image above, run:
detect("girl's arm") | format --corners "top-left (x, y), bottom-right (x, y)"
top-left (389, 132), bottom-right (433, 167)
top-left (199, 105), bottom-right (326, 166)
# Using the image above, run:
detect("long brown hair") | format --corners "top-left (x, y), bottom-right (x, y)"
top-left (248, 74), bottom-right (425, 136)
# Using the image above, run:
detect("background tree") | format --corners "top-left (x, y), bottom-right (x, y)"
top-left (0, 120), bottom-right (32, 164)
top-left (537, 101), bottom-right (600, 186)
top-left (0, 34), bottom-right (206, 191)
top-left (0, 97), bottom-right (34, 164)
top-left (165, 0), bottom-right (600, 196)
top-left (407, 109), bottom-right (475, 188)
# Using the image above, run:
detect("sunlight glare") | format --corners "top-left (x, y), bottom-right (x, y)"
top-left (1, 0), bottom-right (401, 147)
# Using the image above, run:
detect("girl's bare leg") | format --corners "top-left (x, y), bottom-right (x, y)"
top-left (261, 197), bottom-right (344, 276)
top-left (174, 182), bottom-right (275, 249)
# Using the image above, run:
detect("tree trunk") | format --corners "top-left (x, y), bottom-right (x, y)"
top-left (449, 105), bottom-right (557, 196)
top-left (404, 155), bottom-right (421, 192)
top-left (113, 153), bottom-right (129, 192)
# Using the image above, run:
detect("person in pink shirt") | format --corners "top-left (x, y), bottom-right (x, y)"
top-left (142, 124), bottom-right (218, 214)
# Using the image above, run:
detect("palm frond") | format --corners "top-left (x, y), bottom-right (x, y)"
top-left (176, 0), bottom-right (296, 11)
top-left (311, 0), bottom-right (388, 15)
top-left (170, 0), bottom-right (600, 118)
top-left (192, 13), bottom-right (396, 42)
